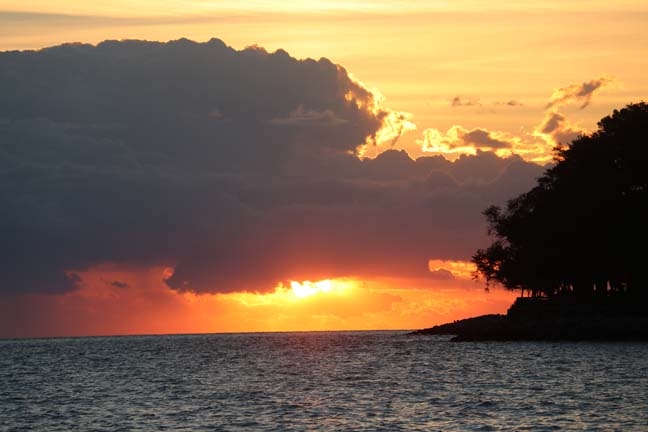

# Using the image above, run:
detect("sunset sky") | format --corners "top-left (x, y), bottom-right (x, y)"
top-left (1, 1), bottom-right (646, 338)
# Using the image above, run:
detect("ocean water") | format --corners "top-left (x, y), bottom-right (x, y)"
top-left (1, 332), bottom-right (647, 431)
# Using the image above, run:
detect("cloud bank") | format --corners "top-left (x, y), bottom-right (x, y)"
top-left (0, 39), bottom-right (544, 295)
top-left (417, 126), bottom-right (517, 158)
top-left (418, 77), bottom-right (612, 162)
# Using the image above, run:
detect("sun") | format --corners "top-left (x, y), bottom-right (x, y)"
top-left (290, 279), bottom-right (333, 298)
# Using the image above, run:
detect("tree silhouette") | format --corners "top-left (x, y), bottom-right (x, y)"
top-left (473, 103), bottom-right (648, 301)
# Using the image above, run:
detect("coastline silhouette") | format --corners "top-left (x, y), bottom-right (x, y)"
top-left (416, 103), bottom-right (648, 340)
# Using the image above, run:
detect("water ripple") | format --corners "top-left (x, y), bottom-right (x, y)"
top-left (1, 333), bottom-right (648, 431)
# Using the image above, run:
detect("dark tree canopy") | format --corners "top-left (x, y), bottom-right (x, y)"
top-left (473, 102), bottom-right (648, 300)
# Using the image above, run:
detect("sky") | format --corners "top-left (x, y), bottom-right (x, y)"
top-left (0, 1), bottom-right (646, 338)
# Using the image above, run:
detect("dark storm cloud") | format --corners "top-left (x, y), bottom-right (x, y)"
top-left (0, 39), bottom-right (544, 295)
top-left (164, 150), bottom-right (543, 293)
top-left (268, 106), bottom-right (349, 127)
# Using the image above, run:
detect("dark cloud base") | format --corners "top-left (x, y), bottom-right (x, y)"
top-left (0, 39), bottom-right (544, 295)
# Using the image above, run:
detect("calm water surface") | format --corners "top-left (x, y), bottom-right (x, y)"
top-left (1, 331), bottom-right (647, 431)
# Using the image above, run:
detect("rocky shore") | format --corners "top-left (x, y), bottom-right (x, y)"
top-left (411, 297), bottom-right (648, 341)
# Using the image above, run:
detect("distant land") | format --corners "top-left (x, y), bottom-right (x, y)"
top-left (411, 297), bottom-right (648, 341)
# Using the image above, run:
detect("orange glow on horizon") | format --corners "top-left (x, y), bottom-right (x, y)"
top-left (0, 265), bottom-right (517, 339)
top-left (222, 278), bottom-right (355, 306)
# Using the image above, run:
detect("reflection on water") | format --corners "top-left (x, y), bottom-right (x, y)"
top-left (1, 332), bottom-right (647, 431)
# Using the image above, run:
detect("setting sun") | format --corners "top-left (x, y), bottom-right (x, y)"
top-left (291, 279), bottom-right (332, 298)
top-left (224, 278), bottom-right (357, 309)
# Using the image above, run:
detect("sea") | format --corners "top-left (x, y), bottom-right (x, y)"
top-left (1, 331), bottom-right (647, 431)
